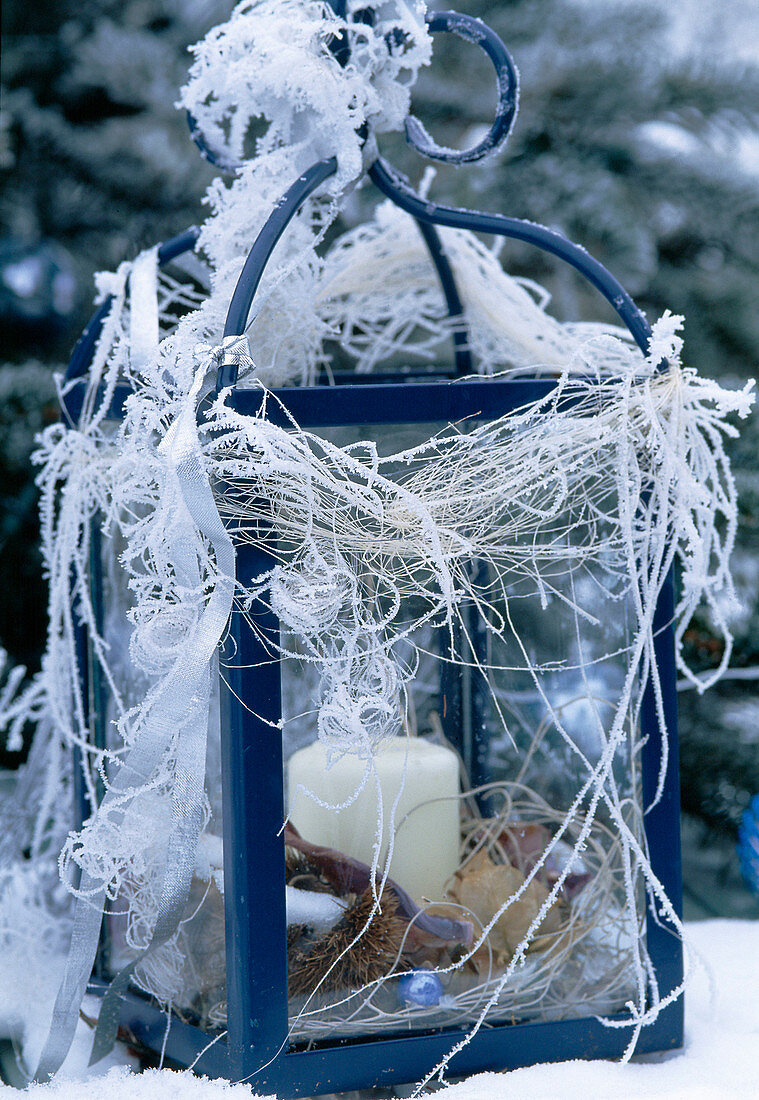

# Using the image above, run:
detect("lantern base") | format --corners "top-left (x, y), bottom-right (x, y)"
top-left (96, 981), bottom-right (683, 1097)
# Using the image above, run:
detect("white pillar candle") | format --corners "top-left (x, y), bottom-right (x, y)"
top-left (287, 736), bottom-right (461, 904)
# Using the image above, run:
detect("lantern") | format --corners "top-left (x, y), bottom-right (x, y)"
top-left (52, 4), bottom-right (696, 1095)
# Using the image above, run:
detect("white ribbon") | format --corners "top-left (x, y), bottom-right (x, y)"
top-left (128, 247), bottom-right (160, 376)
top-left (34, 333), bottom-right (237, 1080)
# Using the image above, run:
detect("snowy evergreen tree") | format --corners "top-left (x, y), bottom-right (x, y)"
top-left (0, 0), bottom-right (223, 763)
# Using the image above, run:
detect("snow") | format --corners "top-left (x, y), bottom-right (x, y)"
top-left (3, 919), bottom-right (757, 1098)
top-left (14, 1068), bottom-right (272, 1099)
top-left (438, 925), bottom-right (758, 1099)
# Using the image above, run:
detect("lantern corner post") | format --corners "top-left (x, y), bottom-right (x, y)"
top-left (640, 564), bottom-right (685, 1051)
top-left (218, 526), bottom-right (290, 1080)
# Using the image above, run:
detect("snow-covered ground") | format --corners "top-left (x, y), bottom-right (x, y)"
top-left (2, 919), bottom-right (756, 1098)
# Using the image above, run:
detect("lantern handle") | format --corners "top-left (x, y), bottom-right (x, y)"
top-left (186, 126), bottom-right (472, 374)
top-left (368, 156), bottom-right (656, 358)
top-left (207, 3), bottom-right (654, 369)
top-left (187, 7), bottom-right (501, 377)
top-left (218, 151), bottom-right (657, 385)
top-left (208, 152), bottom-right (471, 386)
top-left (217, 156), bottom-right (339, 389)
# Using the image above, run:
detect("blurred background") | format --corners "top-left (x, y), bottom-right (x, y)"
top-left (1, 0), bottom-right (757, 918)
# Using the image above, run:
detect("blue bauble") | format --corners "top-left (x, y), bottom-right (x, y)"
top-left (397, 969), bottom-right (443, 1007)
top-left (738, 793), bottom-right (759, 897)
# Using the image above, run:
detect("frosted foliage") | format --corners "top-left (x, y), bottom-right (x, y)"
top-left (212, 332), bottom-right (753, 785)
top-left (0, 0), bottom-right (754, 1083)
top-left (179, 1), bottom-right (431, 190)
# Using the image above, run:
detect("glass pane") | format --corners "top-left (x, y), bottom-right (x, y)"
top-left (277, 421), bottom-right (645, 1043)
top-left (94, 518), bottom-right (227, 1032)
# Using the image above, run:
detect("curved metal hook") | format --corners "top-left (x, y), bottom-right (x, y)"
top-left (327, 5), bottom-right (519, 165)
top-left (188, 7), bottom-right (518, 172)
top-left (186, 111), bottom-right (241, 174)
top-left (406, 11), bottom-right (519, 165)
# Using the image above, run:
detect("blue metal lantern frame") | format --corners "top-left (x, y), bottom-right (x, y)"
top-left (63, 6), bottom-right (684, 1095)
